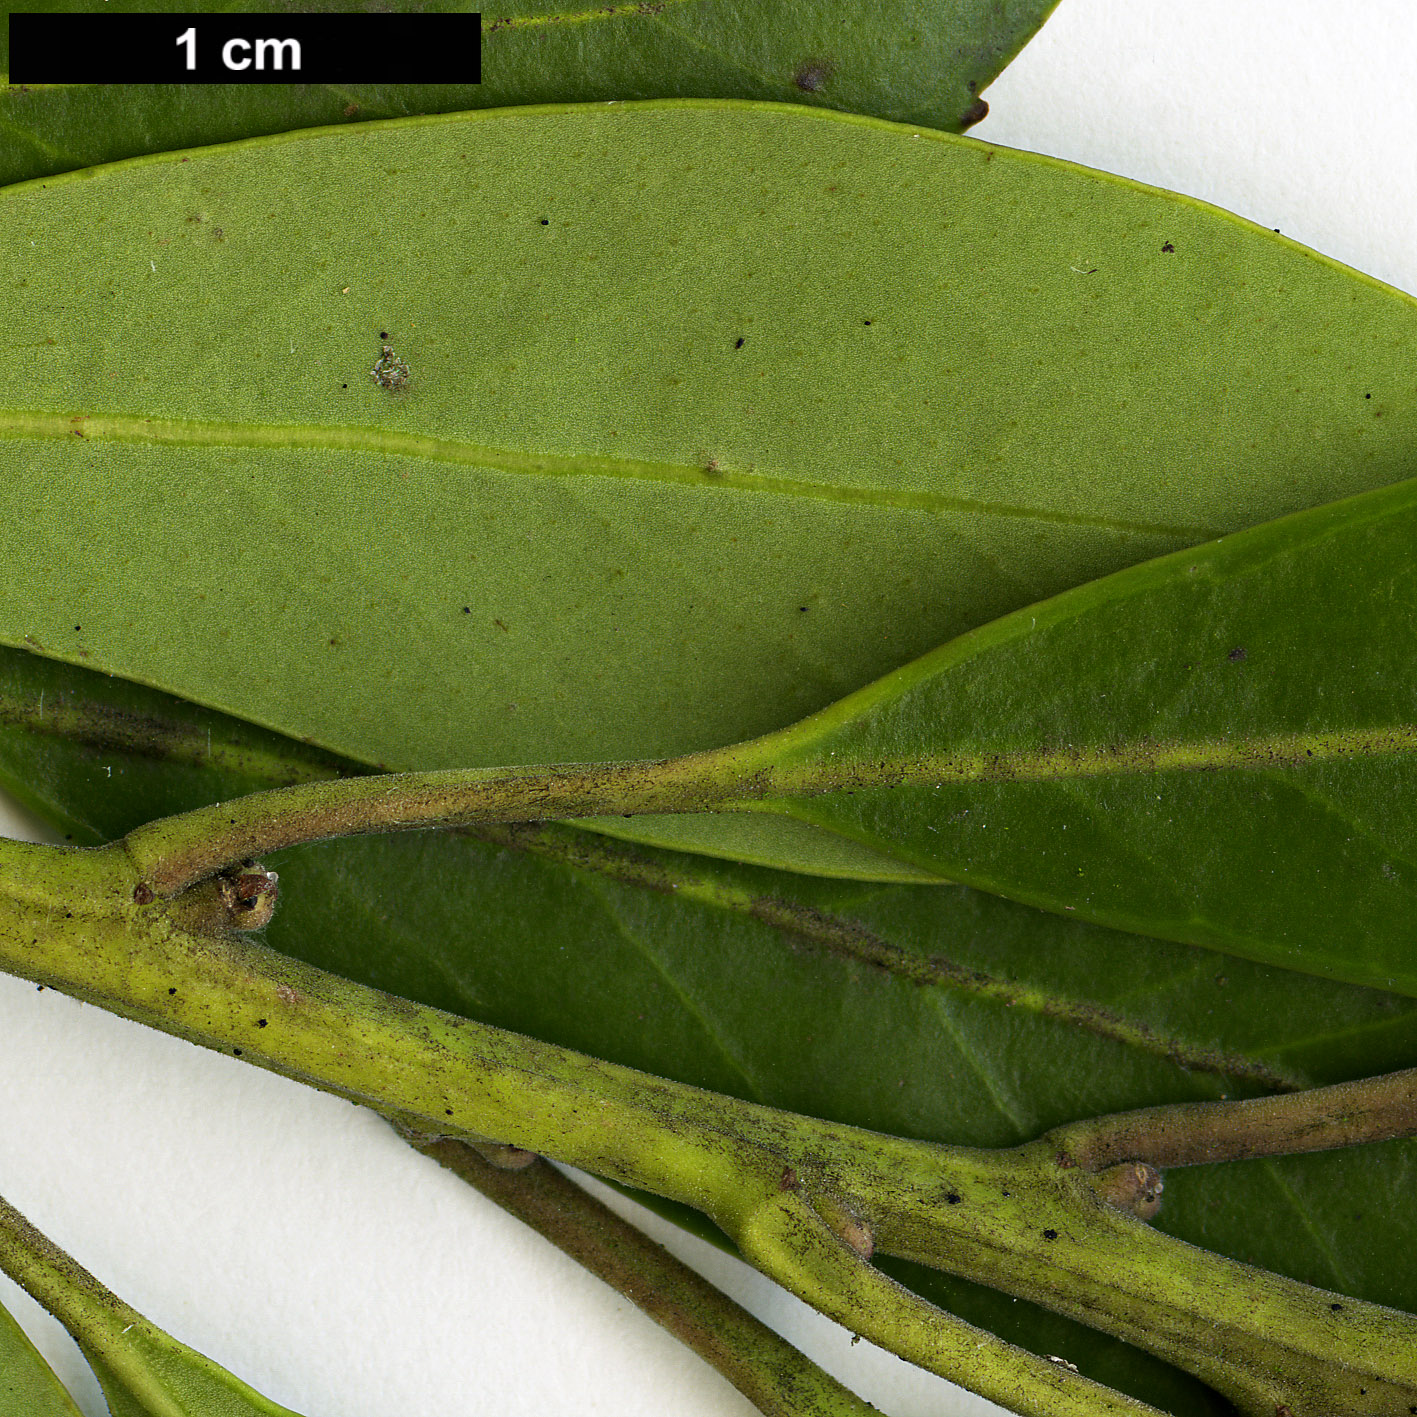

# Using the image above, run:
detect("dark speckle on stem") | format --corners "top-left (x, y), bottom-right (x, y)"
top-left (1228, 646), bottom-right (1247, 662)
top-left (793, 58), bottom-right (833, 93)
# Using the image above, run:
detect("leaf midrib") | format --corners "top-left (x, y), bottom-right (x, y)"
top-left (769, 725), bottom-right (1417, 791)
top-left (483, 0), bottom-right (699, 33)
top-left (0, 406), bottom-right (1216, 536)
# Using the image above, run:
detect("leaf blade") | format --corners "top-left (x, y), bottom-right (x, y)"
top-left (0, 1295), bottom-right (84, 1417)
top-left (0, 0), bottom-right (1059, 186)
top-left (743, 476), bottom-right (1417, 991)
top-left (0, 1195), bottom-right (309, 1417)
top-left (1, 102), bottom-right (1415, 879)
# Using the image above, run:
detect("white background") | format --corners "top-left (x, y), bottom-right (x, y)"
top-left (2, 5), bottom-right (1415, 1414)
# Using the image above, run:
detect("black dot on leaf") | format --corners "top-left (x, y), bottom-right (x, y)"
top-left (734, 337), bottom-right (745, 349)
top-left (233, 1048), bottom-right (243, 1056)
top-left (168, 987), bottom-right (177, 996)
top-left (379, 331), bottom-right (388, 340)
top-left (1042, 1229), bottom-right (1058, 1241)
top-left (445, 1109), bottom-right (453, 1116)
top-left (1330, 1302), bottom-right (1343, 1311)
top-left (540, 218), bottom-right (549, 226)
top-left (257, 1019), bottom-right (268, 1028)
top-left (945, 1192), bottom-right (961, 1205)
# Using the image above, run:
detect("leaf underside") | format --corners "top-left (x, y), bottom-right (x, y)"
top-left (733, 476), bottom-right (1417, 994)
top-left (1, 102), bottom-right (1415, 887)
top-left (0, 1295), bottom-right (83, 1417)
top-left (0, 0), bottom-right (1059, 186)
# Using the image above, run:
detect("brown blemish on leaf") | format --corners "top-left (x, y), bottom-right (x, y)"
top-left (132, 883), bottom-right (154, 906)
top-left (793, 58), bottom-right (833, 93)
top-left (959, 97), bottom-right (989, 129)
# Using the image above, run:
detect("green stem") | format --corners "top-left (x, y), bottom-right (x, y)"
top-left (0, 1193), bottom-right (306, 1416)
top-left (1050, 1068), bottom-right (1417, 1171)
top-left (2, 834), bottom-right (1416, 1417)
top-left (122, 747), bottom-right (761, 897)
top-left (403, 1133), bottom-right (879, 1417)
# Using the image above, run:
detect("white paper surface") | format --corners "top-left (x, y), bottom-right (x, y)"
top-left (1, 4), bottom-right (1414, 1414)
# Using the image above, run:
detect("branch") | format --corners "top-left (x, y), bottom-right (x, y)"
top-left (402, 1132), bottom-right (878, 1417)
top-left (1050, 1067), bottom-right (1417, 1172)
top-left (3, 834), bottom-right (1415, 1417)
top-left (121, 748), bottom-right (758, 897)
top-left (0, 1193), bottom-right (306, 1416)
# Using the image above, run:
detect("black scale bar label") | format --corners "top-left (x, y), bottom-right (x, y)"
top-left (9, 12), bottom-right (482, 83)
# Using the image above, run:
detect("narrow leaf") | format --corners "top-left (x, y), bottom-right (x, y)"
top-left (0, 1195), bottom-right (309, 1417)
top-left (0, 0), bottom-right (1057, 186)
top-left (0, 1294), bottom-right (84, 1417)
top-left (728, 476), bottom-right (1417, 993)
top-left (1, 104), bottom-right (1415, 881)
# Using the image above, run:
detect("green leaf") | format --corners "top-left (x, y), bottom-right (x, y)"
top-left (4, 644), bottom-right (1416, 1416)
top-left (1, 103), bottom-right (1415, 881)
top-left (721, 476), bottom-right (1417, 994)
top-left (0, 0), bottom-right (1057, 186)
top-left (0, 1295), bottom-right (83, 1417)
top-left (0, 1195), bottom-right (308, 1417)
